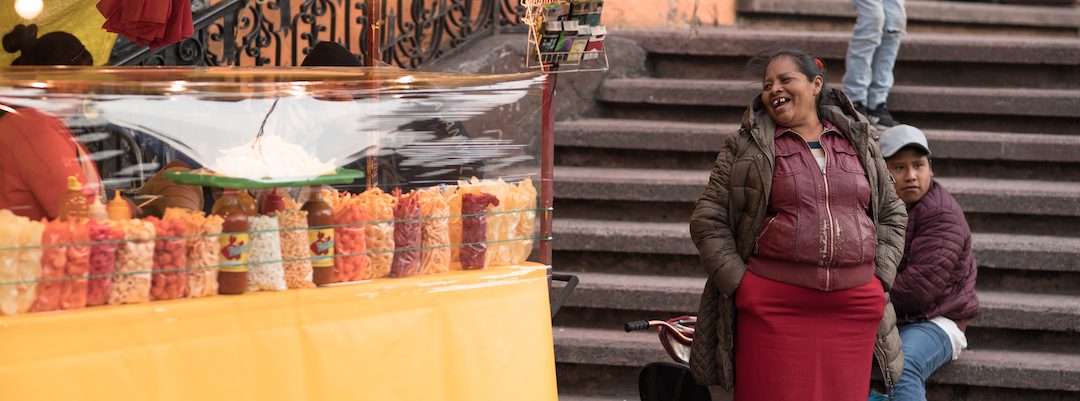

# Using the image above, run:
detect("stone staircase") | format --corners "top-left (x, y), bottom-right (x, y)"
top-left (550, 0), bottom-right (1080, 400)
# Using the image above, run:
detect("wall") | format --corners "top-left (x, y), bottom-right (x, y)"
top-left (602, 0), bottom-right (736, 29)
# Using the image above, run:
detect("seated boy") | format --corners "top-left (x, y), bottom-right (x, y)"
top-left (874, 124), bottom-right (980, 401)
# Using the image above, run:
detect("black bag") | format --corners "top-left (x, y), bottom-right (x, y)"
top-left (639, 362), bottom-right (712, 401)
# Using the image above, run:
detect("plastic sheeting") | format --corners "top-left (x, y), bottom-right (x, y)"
top-left (0, 67), bottom-right (545, 186)
top-left (0, 263), bottom-right (556, 401)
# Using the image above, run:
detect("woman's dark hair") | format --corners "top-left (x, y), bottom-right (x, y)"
top-left (3, 24), bottom-right (93, 66)
top-left (747, 49), bottom-right (829, 117)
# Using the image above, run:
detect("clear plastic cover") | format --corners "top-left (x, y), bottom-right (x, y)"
top-left (0, 66), bottom-right (548, 314)
top-left (0, 67), bottom-right (544, 186)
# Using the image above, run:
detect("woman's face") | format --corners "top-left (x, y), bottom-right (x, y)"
top-left (761, 56), bottom-right (823, 128)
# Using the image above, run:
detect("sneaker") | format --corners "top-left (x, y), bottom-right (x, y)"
top-left (868, 389), bottom-right (890, 401)
top-left (869, 104), bottom-right (899, 127)
top-left (854, 101), bottom-right (878, 124)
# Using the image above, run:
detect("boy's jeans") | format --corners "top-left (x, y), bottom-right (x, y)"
top-left (893, 322), bottom-right (954, 401)
top-left (842, 0), bottom-right (907, 108)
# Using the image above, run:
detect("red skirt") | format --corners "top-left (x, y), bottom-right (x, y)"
top-left (734, 270), bottom-right (885, 401)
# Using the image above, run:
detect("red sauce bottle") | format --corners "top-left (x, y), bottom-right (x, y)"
top-left (302, 186), bottom-right (335, 286)
top-left (58, 176), bottom-right (89, 221)
top-left (262, 188), bottom-right (286, 215)
top-left (212, 189), bottom-right (251, 295)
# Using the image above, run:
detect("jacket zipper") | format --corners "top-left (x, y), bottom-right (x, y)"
top-left (874, 344), bottom-right (895, 396)
top-left (747, 127), bottom-right (772, 259)
top-left (801, 137), bottom-right (836, 291)
top-left (823, 143), bottom-right (835, 291)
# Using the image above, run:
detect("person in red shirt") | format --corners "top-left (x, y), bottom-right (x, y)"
top-left (1, 24), bottom-right (100, 220)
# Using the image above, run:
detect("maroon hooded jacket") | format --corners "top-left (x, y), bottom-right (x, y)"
top-left (893, 180), bottom-right (980, 330)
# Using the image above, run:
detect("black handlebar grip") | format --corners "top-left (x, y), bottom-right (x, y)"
top-left (624, 320), bottom-right (650, 332)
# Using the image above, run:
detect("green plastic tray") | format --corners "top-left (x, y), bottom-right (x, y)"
top-left (164, 168), bottom-right (365, 189)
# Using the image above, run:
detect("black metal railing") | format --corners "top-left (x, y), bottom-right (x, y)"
top-left (115, 0), bottom-right (524, 68)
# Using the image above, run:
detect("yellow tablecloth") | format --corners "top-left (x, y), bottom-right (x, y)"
top-left (0, 263), bottom-right (557, 401)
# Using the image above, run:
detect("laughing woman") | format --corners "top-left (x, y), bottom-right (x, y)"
top-left (688, 49), bottom-right (908, 401)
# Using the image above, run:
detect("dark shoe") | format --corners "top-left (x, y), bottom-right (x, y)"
top-left (869, 104), bottom-right (899, 127)
top-left (854, 101), bottom-right (877, 124)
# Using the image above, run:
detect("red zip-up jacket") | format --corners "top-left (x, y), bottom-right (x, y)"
top-left (0, 106), bottom-right (99, 221)
top-left (748, 121), bottom-right (877, 291)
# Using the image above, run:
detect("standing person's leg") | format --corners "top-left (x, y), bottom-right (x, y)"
top-left (866, 0), bottom-right (907, 109)
top-left (843, 0), bottom-right (886, 108)
top-left (891, 322), bottom-right (954, 401)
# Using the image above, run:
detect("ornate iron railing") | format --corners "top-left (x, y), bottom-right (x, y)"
top-left (115, 0), bottom-right (525, 68)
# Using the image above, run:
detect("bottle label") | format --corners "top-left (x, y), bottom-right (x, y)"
top-left (308, 228), bottom-right (335, 268)
top-left (219, 232), bottom-right (250, 273)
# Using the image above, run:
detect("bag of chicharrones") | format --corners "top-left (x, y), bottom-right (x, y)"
top-left (164, 208), bottom-right (222, 298)
top-left (331, 194), bottom-right (368, 283)
top-left (59, 220), bottom-right (91, 310)
top-left (274, 209), bottom-right (315, 289)
top-left (109, 219), bottom-right (156, 305)
top-left (457, 178), bottom-right (517, 267)
top-left (86, 220), bottom-right (122, 307)
top-left (389, 189), bottom-right (422, 278)
top-left (31, 220), bottom-right (74, 312)
top-left (417, 187), bottom-right (451, 275)
top-left (0, 210), bottom-right (44, 315)
top-left (459, 192), bottom-right (499, 270)
top-left (148, 217), bottom-right (189, 301)
top-left (446, 186), bottom-right (462, 270)
top-left (507, 179), bottom-right (538, 264)
top-left (357, 188), bottom-right (396, 279)
top-left (247, 215), bottom-right (287, 292)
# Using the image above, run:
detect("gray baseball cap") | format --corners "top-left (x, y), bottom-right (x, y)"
top-left (880, 124), bottom-right (931, 158)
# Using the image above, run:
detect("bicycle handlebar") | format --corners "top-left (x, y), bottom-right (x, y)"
top-left (624, 320), bottom-right (650, 332)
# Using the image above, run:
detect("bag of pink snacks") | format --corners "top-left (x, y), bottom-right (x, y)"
top-left (59, 221), bottom-right (91, 310)
top-left (31, 221), bottom-right (66, 312)
top-left (86, 220), bottom-right (122, 306)
top-left (390, 189), bottom-right (421, 278)
top-left (148, 217), bottom-right (188, 301)
top-left (460, 193), bottom-right (499, 270)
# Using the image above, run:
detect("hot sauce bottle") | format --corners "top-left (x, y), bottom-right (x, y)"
top-left (238, 190), bottom-right (258, 217)
top-left (107, 190), bottom-right (132, 221)
top-left (212, 189), bottom-right (252, 295)
top-left (58, 176), bottom-right (89, 221)
top-left (302, 186), bottom-right (335, 286)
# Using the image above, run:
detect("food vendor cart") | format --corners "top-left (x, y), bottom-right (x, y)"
top-left (0, 66), bottom-right (559, 401)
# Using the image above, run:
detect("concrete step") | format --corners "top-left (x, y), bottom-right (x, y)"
top-left (621, 28), bottom-right (1080, 89)
top-left (556, 272), bottom-right (1080, 333)
top-left (598, 78), bottom-right (1080, 134)
top-left (735, 0), bottom-right (1080, 37)
top-left (552, 219), bottom-right (1080, 274)
top-left (618, 28), bottom-right (1080, 65)
top-left (553, 326), bottom-right (1080, 393)
top-left (556, 119), bottom-right (1080, 163)
top-left (554, 119), bottom-right (1080, 181)
top-left (554, 166), bottom-right (1080, 217)
top-left (599, 78), bottom-right (1080, 120)
top-left (556, 120), bottom-right (735, 153)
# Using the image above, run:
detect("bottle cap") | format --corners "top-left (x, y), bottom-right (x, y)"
top-left (262, 188), bottom-right (286, 214)
top-left (88, 200), bottom-right (107, 222)
top-left (66, 176), bottom-right (82, 191)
